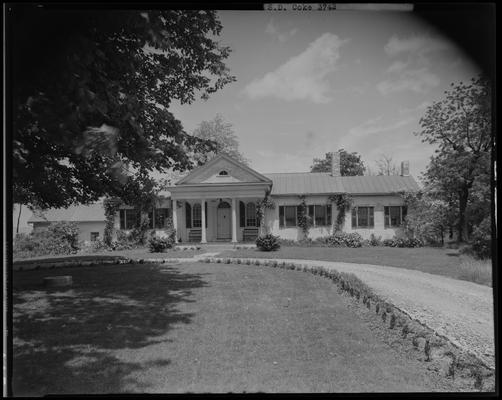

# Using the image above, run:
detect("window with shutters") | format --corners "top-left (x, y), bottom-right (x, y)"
top-left (351, 206), bottom-right (374, 228)
top-left (192, 203), bottom-right (202, 228)
top-left (384, 206), bottom-right (406, 228)
top-left (246, 202), bottom-right (257, 226)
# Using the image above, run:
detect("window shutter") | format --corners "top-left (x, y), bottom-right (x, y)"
top-left (205, 202), bottom-right (208, 228)
top-left (402, 206), bottom-right (407, 223)
top-left (257, 205), bottom-right (261, 227)
top-left (119, 210), bottom-right (125, 230)
top-left (351, 208), bottom-right (357, 228)
top-left (279, 206), bottom-right (284, 228)
top-left (369, 207), bottom-right (374, 228)
top-left (327, 204), bottom-right (332, 226)
top-left (240, 201), bottom-right (245, 227)
top-left (384, 207), bottom-right (389, 228)
top-left (185, 202), bottom-right (192, 229)
top-left (308, 205), bottom-right (314, 218)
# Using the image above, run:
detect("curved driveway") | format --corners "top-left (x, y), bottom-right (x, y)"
top-left (237, 257), bottom-right (495, 370)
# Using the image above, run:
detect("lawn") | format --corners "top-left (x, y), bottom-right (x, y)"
top-left (220, 246), bottom-right (493, 286)
top-left (12, 262), bottom-right (455, 394)
top-left (13, 247), bottom-right (205, 265)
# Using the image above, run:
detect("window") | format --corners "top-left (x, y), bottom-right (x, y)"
top-left (120, 208), bottom-right (141, 230)
top-left (218, 170), bottom-right (228, 176)
top-left (314, 205), bottom-right (328, 226)
top-left (246, 202), bottom-right (257, 226)
top-left (384, 206), bottom-right (407, 228)
top-left (90, 232), bottom-right (99, 241)
top-left (351, 207), bottom-right (374, 228)
top-left (192, 203), bottom-right (202, 228)
top-left (148, 208), bottom-right (171, 229)
top-left (283, 206), bottom-right (297, 227)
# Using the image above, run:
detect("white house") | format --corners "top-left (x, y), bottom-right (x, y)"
top-left (28, 151), bottom-right (420, 244)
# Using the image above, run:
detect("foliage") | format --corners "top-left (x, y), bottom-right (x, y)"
top-left (192, 114), bottom-right (249, 165)
top-left (367, 234), bottom-right (383, 246)
top-left (297, 196), bottom-right (312, 238)
top-left (256, 193), bottom-right (276, 234)
top-left (328, 194), bottom-right (353, 231)
top-left (401, 191), bottom-right (453, 245)
top-left (12, 7), bottom-right (235, 209)
top-left (129, 217), bottom-right (152, 245)
top-left (159, 217), bottom-right (177, 245)
top-left (256, 234), bottom-right (281, 251)
top-left (416, 75), bottom-right (491, 242)
top-left (13, 221), bottom-right (80, 258)
top-left (310, 149), bottom-right (366, 175)
top-left (103, 197), bottom-right (122, 246)
top-left (375, 154), bottom-right (400, 176)
top-left (382, 237), bottom-right (423, 248)
top-left (322, 232), bottom-right (363, 248)
top-left (148, 236), bottom-right (174, 253)
top-left (469, 216), bottom-right (492, 259)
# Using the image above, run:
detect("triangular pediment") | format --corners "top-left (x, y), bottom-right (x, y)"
top-left (176, 154), bottom-right (271, 185)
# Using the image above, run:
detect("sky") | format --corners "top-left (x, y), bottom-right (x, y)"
top-left (168, 8), bottom-right (481, 182)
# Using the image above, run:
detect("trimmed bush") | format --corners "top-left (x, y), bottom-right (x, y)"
top-left (322, 232), bottom-right (363, 248)
top-left (256, 234), bottom-right (281, 251)
top-left (382, 237), bottom-right (423, 248)
top-left (148, 236), bottom-right (173, 253)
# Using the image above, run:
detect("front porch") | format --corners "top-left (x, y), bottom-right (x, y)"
top-left (172, 197), bottom-right (264, 244)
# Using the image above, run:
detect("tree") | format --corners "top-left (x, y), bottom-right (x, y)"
top-left (310, 149), bottom-right (366, 175)
top-left (11, 7), bottom-right (235, 209)
top-left (375, 154), bottom-right (400, 176)
top-left (416, 76), bottom-right (491, 242)
top-left (192, 114), bottom-right (249, 165)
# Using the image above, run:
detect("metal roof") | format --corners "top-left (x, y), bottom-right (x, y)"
top-left (263, 172), bottom-right (420, 196)
top-left (28, 202), bottom-right (106, 223)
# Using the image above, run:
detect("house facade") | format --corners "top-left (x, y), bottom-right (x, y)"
top-left (28, 152), bottom-right (420, 244)
top-left (168, 152), bottom-right (419, 243)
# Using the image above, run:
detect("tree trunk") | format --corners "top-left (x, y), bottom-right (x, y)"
top-left (16, 203), bottom-right (22, 235)
top-left (457, 189), bottom-right (470, 243)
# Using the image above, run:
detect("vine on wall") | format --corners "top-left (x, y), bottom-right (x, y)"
top-left (297, 195), bottom-right (312, 238)
top-left (103, 197), bottom-right (123, 246)
top-left (328, 194), bottom-right (353, 232)
top-left (256, 192), bottom-right (276, 234)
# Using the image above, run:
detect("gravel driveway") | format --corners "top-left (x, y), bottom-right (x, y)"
top-left (253, 258), bottom-right (495, 370)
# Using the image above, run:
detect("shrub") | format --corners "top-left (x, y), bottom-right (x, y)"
top-left (256, 234), bottom-right (281, 251)
top-left (148, 236), bottom-right (173, 253)
top-left (368, 233), bottom-right (382, 246)
top-left (14, 221), bottom-right (80, 258)
top-left (322, 232), bottom-right (363, 248)
top-left (470, 217), bottom-right (491, 259)
top-left (382, 237), bottom-right (423, 248)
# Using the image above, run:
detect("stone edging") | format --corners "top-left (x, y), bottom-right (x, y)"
top-left (199, 256), bottom-right (495, 392)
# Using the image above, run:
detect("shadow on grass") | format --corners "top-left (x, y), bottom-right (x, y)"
top-left (12, 263), bottom-right (207, 395)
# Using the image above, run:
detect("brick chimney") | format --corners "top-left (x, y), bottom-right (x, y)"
top-left (330, 151), bottom-right (341, 177)
top-left (400, 161), bottom-right (410, 176)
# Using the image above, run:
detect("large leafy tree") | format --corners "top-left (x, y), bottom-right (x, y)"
top-left (416, 76), bottom-right (492, 242)
top-left (11, 6), bottom-right (235, 209)
top-left (310, 149), bottom-right (366, 176)
top-left (192, 114), bottom-right (249, 165)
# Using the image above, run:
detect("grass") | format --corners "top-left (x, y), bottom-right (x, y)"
top-left (12, 262), bottom-right (455, 394)
top-left (13, 247), bottom-right (205, 265)
top-left (220, 246), bottom-right (493, 286)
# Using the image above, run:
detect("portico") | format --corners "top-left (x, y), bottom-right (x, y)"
top-left (169, 154), bottom-right (272, 243)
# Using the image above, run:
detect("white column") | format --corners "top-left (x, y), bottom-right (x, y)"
top-left (231, 198), bottom-right (237, 243)
top-left (201, 199), bottom-right (207, 243)
top-left (172, 199), bottom-right (178, 243)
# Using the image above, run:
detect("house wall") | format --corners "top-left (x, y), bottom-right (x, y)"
top-left (268, 194), bottom-right (405, 240)
top-left (32, 221), bottom-right (105, 243)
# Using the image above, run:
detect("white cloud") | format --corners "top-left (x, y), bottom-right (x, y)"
top-left (243, 33), bottom-right (348, 103)
top-left (377, 34), bottom-right (453, 95)
top-left (377, 68), bottom-right (440, 95)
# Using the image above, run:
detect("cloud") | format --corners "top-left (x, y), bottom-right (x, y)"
top-left (377, 68), bottom-right (440, 95)
top-left (377, 34), bottom-right (453, 95)
top-left (265, 18), bottom-right (298, 42)
top-left (243, 33), bottom-right (348, 103)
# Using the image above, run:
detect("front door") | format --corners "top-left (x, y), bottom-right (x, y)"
top-left (217, 202), bottom-right (231, 240)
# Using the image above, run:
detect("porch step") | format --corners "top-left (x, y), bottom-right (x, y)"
top-left (188, 228), bottom-right (201, 242)
top-left (243, 227), bottom-right (259, 242)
